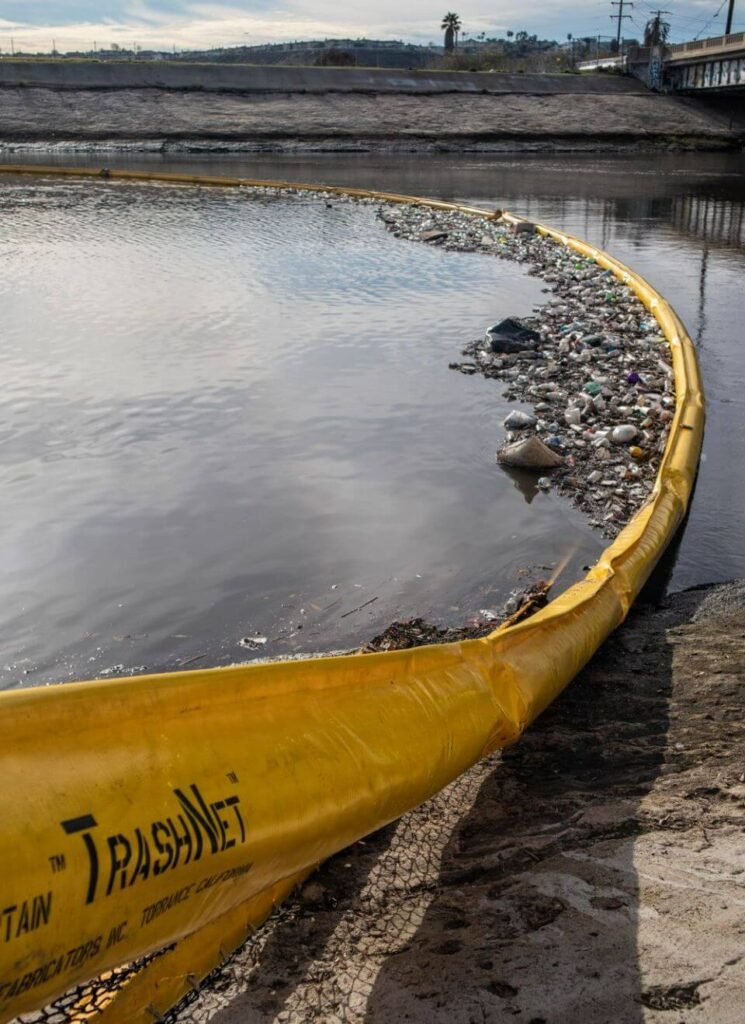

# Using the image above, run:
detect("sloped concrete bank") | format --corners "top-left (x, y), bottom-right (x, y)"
top-left (0, 61), bottom-right (650, 95)
top-left (170, 579), bottom-right (745, 1024)
top-left (0, 68), bottom-right (740, 151)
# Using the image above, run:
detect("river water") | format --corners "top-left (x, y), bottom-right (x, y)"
top-left (1, 173), bottom-right (603, 688)
top-left (2, 152), bottom-right (743, 688)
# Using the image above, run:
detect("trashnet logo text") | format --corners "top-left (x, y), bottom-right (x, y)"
top-left (60, 782), bottom-right (247, 905)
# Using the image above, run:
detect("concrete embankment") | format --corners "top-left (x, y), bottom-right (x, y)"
top-left (0, 60), bottom-right (740, 151)
top-left (0, 60), bottom-right (651, 95)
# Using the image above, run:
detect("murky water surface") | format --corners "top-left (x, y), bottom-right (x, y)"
top-left (1, 176), bottom-right (604, 687)
top-left (110, 149), bottom-right (743, 592)
top-left (3, 151), bottom-right (743, 688)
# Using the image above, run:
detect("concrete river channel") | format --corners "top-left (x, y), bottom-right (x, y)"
top-left (0, 151), bottom-right (743, 689)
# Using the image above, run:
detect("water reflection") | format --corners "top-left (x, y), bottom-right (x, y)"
top-left (672, 192), bottom-right (745, 248)
top-left (0, 178), bottom-right (602, 688)
top-left (697, 245), bottom-right (709, 347)
top-left (500, 465), bottom-right (541, 505)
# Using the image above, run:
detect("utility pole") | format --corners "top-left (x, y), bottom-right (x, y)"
top-left (725, 0), bottom-right (736, 35)
top-left (645, 10), bottom-right (671, 89)
top-left (611, 0), bottom-right (633, 52)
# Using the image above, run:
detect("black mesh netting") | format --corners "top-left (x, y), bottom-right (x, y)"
top-left (13, 947), bottom-right (174, 1024)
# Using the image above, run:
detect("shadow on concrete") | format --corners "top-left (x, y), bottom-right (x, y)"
top-left (361, 597), bottom-right (682, 1023)
top-left (173, 818), bottom-right (402, 1024)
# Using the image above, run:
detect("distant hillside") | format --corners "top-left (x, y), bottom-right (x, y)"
top-left (43, 39), bottom-right (441, 71)
top-left (176, 40), bottom-right (439, 69)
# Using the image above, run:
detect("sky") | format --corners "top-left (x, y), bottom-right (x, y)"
top-left (0, 0), bottom-right (741, 53)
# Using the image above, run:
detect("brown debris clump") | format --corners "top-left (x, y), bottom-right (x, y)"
top-left (362, 580), bottom-right (552, 653)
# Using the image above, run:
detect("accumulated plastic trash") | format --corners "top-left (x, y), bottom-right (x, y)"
top-left (504, 410), bottom-right (537, 430)
top-left (479, 608), bottom-right (500, 622)
top-left (420, 228), bottom-right (449, 243)
top-left (497, 435), bottom-right (565, 471)
top-left (511, 220), bottom-right (537, 236)
top-left (239, 636), bottom-right (268, 650)
top-left (377, 201), bottom-right (676, 540)
top-left (612, 424), bottom-right (638, 444)
top-left (485, 318), bottom-right (541, 354)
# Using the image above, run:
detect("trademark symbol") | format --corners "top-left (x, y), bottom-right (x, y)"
top-left (49, 853), bottom-right (66, 873)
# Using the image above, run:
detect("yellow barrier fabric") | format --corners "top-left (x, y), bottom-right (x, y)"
top-left (0, 166), bottom-right (704, 1022)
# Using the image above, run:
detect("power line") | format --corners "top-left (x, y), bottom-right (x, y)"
top-left (624, 7), bottom-right (649, 35)
top-left (647, 0), bottom-right (731, 41)
top-left (694, 0), bottom-right (728, 39)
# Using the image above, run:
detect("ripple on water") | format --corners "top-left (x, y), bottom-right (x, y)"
top-left (0, 180), bottom-right (603, 687)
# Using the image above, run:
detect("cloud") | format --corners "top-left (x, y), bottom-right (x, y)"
top-left (0, 0), bottom-right (739, 52)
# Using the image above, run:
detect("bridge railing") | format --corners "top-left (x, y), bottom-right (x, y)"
top-left (668, 32), bottom-right (745, 56)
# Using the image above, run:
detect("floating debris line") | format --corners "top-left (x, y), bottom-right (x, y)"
top-left (223, 188), bottom-right (675, 642)
top-left (378, 204), bottom-right (674, 539)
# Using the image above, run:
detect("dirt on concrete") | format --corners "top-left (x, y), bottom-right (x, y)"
top-left (170, 579), bottom-right (745, 1023)
top-left (0, 88), bottom-right (740, 151)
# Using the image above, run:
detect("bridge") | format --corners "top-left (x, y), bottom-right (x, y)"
top-left (666, 32), bottom-right (745, 92)
top-left (579, 32), bottom-right (745, 94)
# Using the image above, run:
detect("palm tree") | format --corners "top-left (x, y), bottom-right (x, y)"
top-left (644, 14), bottom-right (670, 47)
top-left (441, 12), bottom-right (462, 51)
